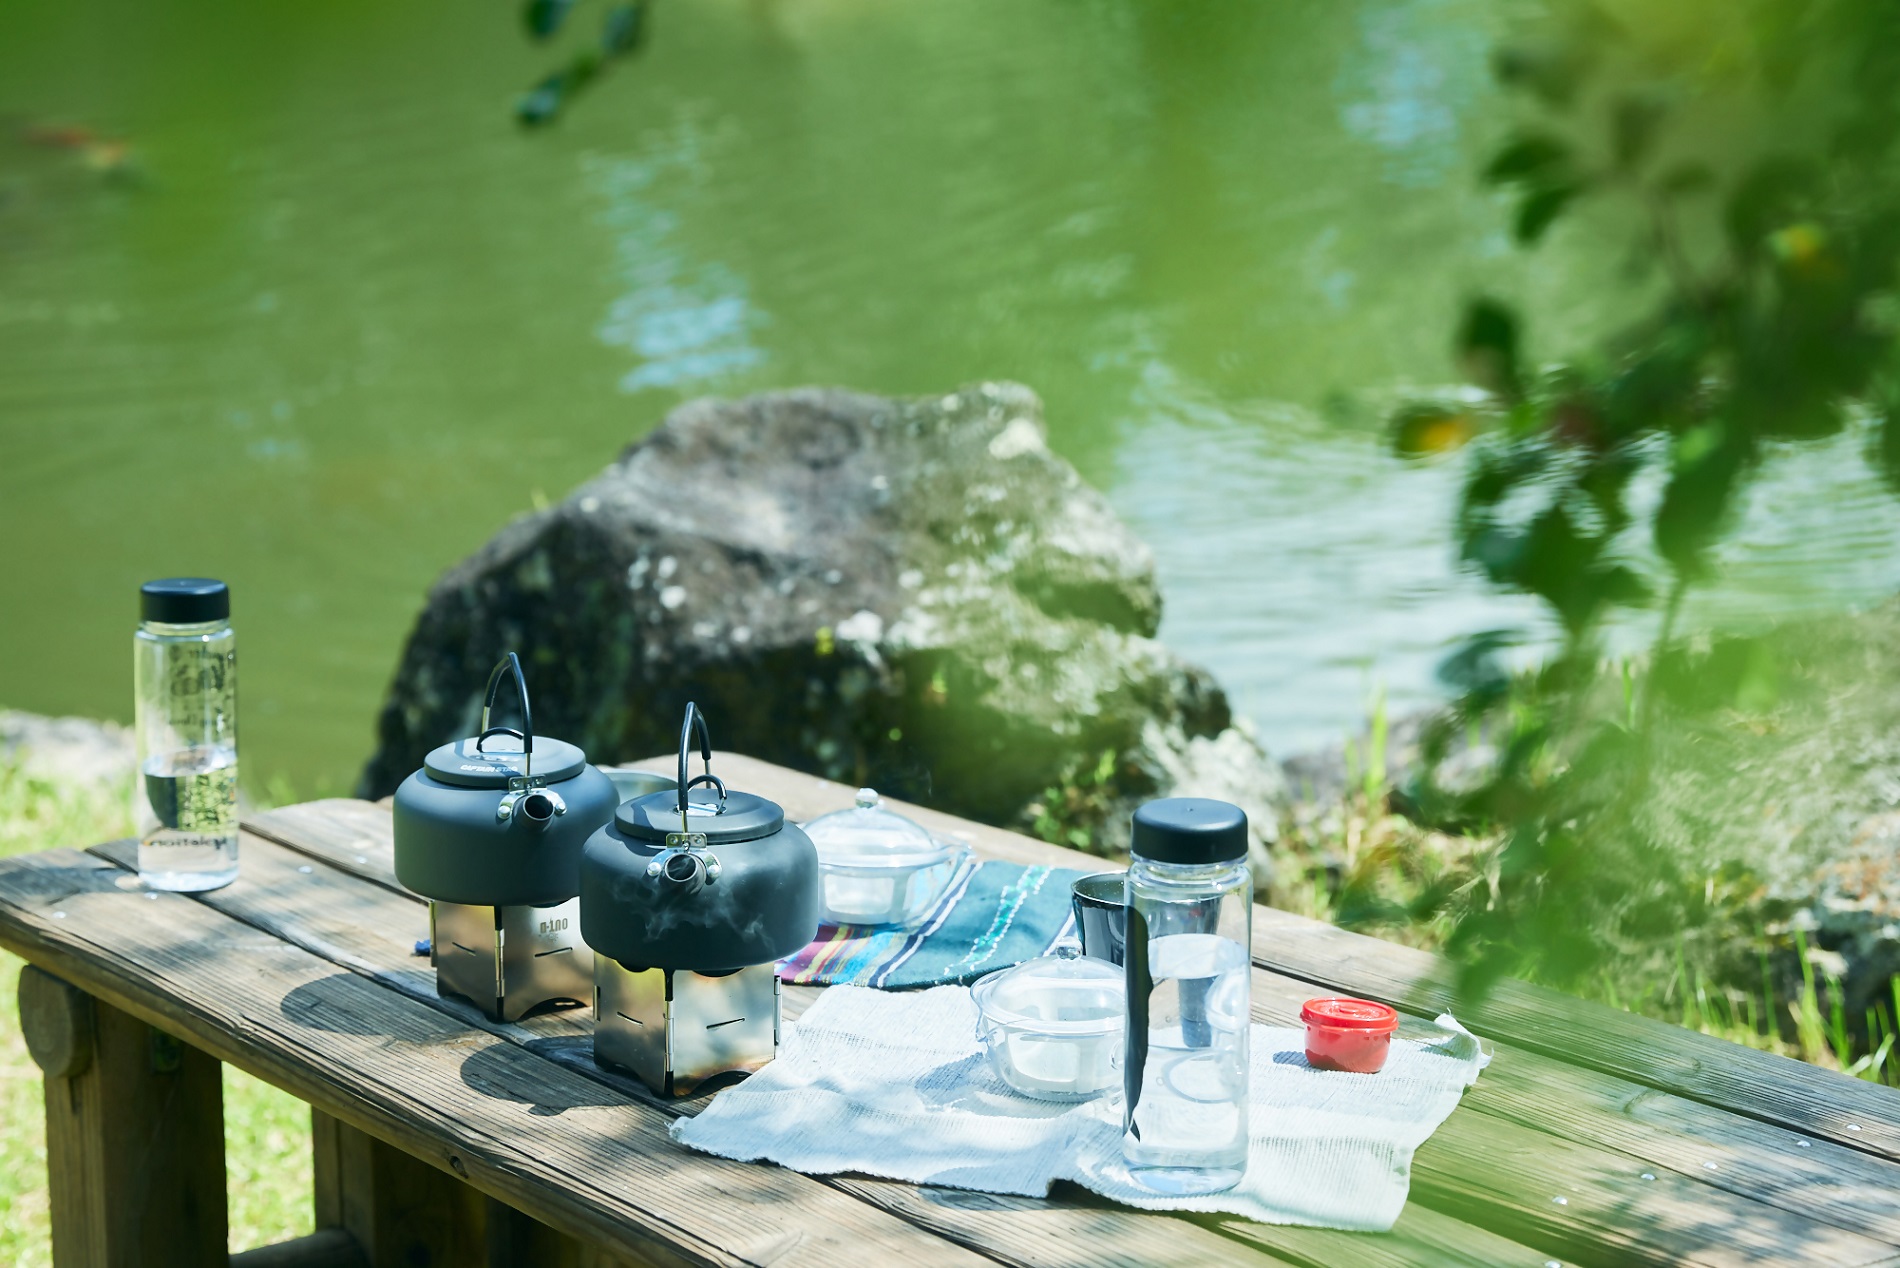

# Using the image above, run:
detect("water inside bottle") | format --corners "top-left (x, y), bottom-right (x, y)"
top-left (138, 745), bottom-right (239, 891)
top-left (1124, 932), bottom-right (1250, 1193)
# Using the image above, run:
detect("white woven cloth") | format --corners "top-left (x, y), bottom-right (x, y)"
top-left (672, 984), bottom-right (1489, 1230)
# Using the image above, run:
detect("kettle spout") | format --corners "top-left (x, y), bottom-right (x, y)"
top-left (497, 785), bottom-right (567, 827)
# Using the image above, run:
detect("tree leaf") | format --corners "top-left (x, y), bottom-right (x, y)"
top-left (1518, 503), bottom-right (1603, 632)
top-left (1457, 297), bottom-right (1522, 397)
top-left (1725, 157), bottom-right (1818, 259)
top-left (1869, 386), bottom-right (1900, 495)
top-left (1390, 402), bottom-right (1480, 458)
top-left (1492, 37), bottom-right (1592, 107)
top-left (1653, 424), bottom-right (1750, 576)
top-left (1588, 562), bottom-right (1651, 610)
top-left (1611, 92), bottom-right (1668, 171)
top-left (1516, 181), bottom-right (1582, 244)
top-left (515, 51), bottom-right (600, 127)
top-left (516, 71), bottom-right (569, 126)
top-left (1436, 630), bottom-right (1519, 699)
top-left (602, 1), bottom-right (646, 57)
top-left (1484, 134), bottom-right (1572, 186)
top-left (1656, 161), bottom-right (1713, 198)
top-left (523, 0), bottom-right (576, 41)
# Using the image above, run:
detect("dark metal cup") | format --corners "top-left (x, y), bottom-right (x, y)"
top-left (1071, 871), bottom-right (1128, 965)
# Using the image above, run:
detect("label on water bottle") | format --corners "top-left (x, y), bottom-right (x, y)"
top-left (138, 749), bottom-right (239, 888)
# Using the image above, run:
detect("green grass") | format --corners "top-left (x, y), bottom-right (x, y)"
top-left (1275, 691), bottom-right (1900, 1088)
top-left (0, 756), bottom-right (312, 1263)
top-left (1277, 789), bottom-right (1900, 1084)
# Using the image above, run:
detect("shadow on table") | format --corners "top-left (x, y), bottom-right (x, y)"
top-left (460, 1040), bottom-right (625, 1116)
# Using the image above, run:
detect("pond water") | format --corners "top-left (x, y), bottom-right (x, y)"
top-left (4, 0), bottom-right (1899, 795)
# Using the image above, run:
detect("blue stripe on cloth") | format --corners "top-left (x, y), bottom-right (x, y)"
top-left (877, 861), bottom-right (1090, 988)
top-left (777, 860), bottom-right (1090, 988)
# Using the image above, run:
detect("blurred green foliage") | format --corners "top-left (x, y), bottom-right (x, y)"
top-left (514, 0), bottom-right (649, 127)
top-left (1390, 0), bottom-right (1900, 996)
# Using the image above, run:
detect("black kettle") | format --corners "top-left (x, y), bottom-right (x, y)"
top-left (579, 703), bottom-right (821, 972)
top-left (393, 653), bottom-right (620, 906)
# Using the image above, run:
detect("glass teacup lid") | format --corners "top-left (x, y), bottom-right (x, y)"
top-left (803, 789), bottom-right (968, 928)
top-left (972, 947), bottom-right (1126, 1037)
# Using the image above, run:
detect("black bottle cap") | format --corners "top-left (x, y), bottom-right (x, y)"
top-left (1130, 797), bottom-right (1248, 865)
top-left (140, 578), bottom-right (230, 624)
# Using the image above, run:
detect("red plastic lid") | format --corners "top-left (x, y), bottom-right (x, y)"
top-left (1301, 997), bottom-right (1399, 1032)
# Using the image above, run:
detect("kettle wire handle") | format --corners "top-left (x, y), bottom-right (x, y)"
top-left (476, 652), bottom-right (534, 779)
top-left (676, 702), bottom-right (719, 828)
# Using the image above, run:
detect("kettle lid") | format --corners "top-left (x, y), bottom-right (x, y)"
top-left (421, 652), bottom-right (589, 788)
top-left (615, 785), bottom-right (786, 843)
top-left (422, 734), bottom-right (588, 789)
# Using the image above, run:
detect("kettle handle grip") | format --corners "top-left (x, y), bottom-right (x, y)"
top-left (677, 702), bottom-right (714, 819)
top-left (476, 653), bottom-right (534, 778)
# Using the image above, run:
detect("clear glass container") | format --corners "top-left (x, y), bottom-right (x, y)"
top-left (134, 580), bottom-right (239, 891)
top-left (972, 946), bottom-right (1125, 1101)
top-left (803, 789), bottom-right (968, 927)
top-left (1122, 801), bottom-right (1253, 1196)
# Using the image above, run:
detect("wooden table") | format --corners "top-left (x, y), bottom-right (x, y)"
top-left (4, 754), bottom-right (1899, 1268)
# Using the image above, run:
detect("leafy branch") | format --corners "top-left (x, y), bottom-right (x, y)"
top-left (1389, 0), bottom-right (1900, 995)
top-left (515, 0), bottom-right (650, 127)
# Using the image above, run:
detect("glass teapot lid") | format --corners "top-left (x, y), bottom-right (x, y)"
top-left (804, 789), bottom-right (953, 870)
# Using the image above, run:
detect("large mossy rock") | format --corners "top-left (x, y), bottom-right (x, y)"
top-left (359, 383), bottom-right (1283, 858)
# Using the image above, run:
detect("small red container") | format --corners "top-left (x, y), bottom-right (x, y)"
top-left (1302, 997), bottom-right (1400, 1073)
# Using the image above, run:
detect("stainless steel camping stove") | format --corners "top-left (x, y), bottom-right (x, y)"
top-left (594, 960), bottom-right (781, 1096)
top-left (430, 898), bottom-right (593, 1023)
top-left (391, 654), bottom-right (625, 1025)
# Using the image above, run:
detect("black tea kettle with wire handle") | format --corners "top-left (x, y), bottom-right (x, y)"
top-left (393, 653), bottom-right (620, 906)
top-left (579, 703), bottom-right (821, 971)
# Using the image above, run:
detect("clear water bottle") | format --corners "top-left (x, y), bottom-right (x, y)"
top-left (1122, 797), bottom-right (1252, 1195)
top-left (134, 578), bottom-right (239, 891)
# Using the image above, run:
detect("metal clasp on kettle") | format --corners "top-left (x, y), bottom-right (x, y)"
top-left (648, 703), bottom-right (726, 885)
top-left (497, 776), bottom-right (567, 824)
top-left (475, 653), bottom-right (567, 825)
top-left (646, 833), bottom-right (723, 886)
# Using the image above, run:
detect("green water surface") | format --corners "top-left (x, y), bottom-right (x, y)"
top-left (3, 0), bottom-right (1893, 794)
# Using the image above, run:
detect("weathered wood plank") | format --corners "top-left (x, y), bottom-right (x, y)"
top-left (1225, 961), bottom-right (1900, 1251)
top-left (590, 755), bottom-right (1900, 1163)
top-left (19, 962), bottom-right (93, 1078)
top-left (798, 989), bottom-right (1900, 1267)
top-left (325, 1107), bottom-right (490, 1267)
top-left (97, 833), bottom-right (1301, 1268)
top-left (249, 800), bottom-right (407, 897)
top-left (197, 826), bottom-right (1518, 1267)
top-left (0, 849), bottom-right (990, 1268)
top-left (1214, 1203), bottom-right (1585, 1268)
top-left (1409, 1109), bottom-right (1900, 1268)
top-left (311, 1106), bottom-right (345, 1233)
top-left (232, 806), bottom-right (1900, 1268)
top-left (19, 964), bottom-right (228, 1268)
top-left (316, 1107), bottom-right (649, 1268)
top-left (229, 1228), bottom-right (369, 1268)
top-left (249, 791), bottom-right (1900, 1247)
